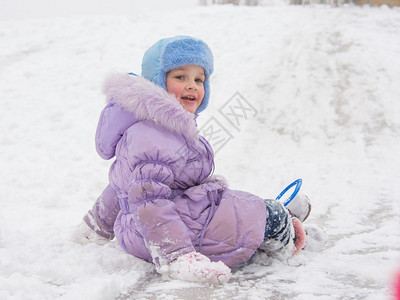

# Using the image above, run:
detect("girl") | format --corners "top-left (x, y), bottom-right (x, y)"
top-left (73, 36), bottom-right (325, 284)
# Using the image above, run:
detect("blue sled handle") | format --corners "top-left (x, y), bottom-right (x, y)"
top-left (276, 179), bottom-right (302, 207)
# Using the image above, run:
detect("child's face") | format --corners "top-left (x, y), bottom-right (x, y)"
top-left (166, 65), bottom-right (205, 114)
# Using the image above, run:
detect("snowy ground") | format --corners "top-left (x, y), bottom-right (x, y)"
top-left (1, 2), bottom-right (400, 299)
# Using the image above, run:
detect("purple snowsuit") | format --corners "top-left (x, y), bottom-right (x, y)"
top-left (84, 74), bottom-right (267, 268)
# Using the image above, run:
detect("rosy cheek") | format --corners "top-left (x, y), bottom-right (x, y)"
top-left (166, 84), bottom-right (180, 99)
top-left (169, 89), bottom-right (178, 98)
top-left (199, 89), bottom-right (205, 101)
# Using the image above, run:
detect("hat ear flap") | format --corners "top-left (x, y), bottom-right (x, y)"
top-left (152, 70), bottom-right (167, 91)
top-left (195, 79), bottom-right (210, 114)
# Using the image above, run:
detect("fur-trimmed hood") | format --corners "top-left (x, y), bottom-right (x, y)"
top-left (102, 73), bottom-right (199, 144)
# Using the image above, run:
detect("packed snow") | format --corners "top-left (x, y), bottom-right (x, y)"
top-left (1, 1), bottom-right (400, 299)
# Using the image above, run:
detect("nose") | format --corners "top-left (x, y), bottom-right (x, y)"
top-left (186, 79), bottom-right (197, 90)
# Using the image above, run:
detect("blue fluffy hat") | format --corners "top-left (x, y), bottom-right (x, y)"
top-left (141, 36), bottom-right (214, 114)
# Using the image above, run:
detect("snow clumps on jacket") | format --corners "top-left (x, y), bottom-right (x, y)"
top-left (95, 73), bottom-right (268, 268)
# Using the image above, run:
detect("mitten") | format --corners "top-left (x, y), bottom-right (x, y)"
top-left (158, 252), bottom-right (231, 285)
top-left (292, 218), bottom-right (307, 255)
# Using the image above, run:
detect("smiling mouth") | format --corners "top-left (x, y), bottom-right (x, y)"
top-left (181, 96), bottom-right (196, 101)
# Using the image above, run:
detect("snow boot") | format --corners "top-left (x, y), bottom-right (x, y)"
top-left (276, 179), bottom-right (311, 222)
top-left (70, 221), bottom-right (111, 245)
top-left (303, 224), bottom-right (328, 252)
top-left (286, 193), bottom-right (311, 223)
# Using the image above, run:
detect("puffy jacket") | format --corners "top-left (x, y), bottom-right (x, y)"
top-left (93, 74), bottom-right (267, 268)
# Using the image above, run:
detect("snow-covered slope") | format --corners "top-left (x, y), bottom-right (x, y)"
top-left (1, 3), bottom-right (399, 299)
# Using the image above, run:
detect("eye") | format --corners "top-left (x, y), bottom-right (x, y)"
top-left (174, 75), bottom-right (184, 80)
top-left (195, 78), bottom-right (204, 84)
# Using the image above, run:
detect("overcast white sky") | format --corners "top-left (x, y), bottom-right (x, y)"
top-left (0, 0), bottom-right (198, 21)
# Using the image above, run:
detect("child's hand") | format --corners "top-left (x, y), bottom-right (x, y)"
top-left (158, 252), bottom-right (231, 285)
top-left (292, 218), bottom-right (307, 255)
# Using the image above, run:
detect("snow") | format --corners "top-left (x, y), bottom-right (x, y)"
top-left (1, 1), bottom-right (400, 299)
